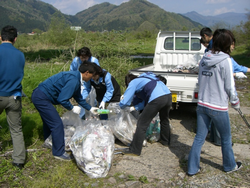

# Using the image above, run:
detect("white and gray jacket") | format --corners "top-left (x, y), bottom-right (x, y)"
top-left (198, 51), bottom-right (239, 111)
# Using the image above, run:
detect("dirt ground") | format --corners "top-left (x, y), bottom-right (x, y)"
top-left (108, 78), bottom-right (250, 187)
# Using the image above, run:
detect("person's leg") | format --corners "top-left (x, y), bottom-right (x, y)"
top-left (32, 88), bottom-right (65, 156)
top-left (129, 96), bottom-right (167, 155)
top-left (158, 94), bottom-right (172, 145)
top-left (188, 105), bottom-right (210, 175)
top-left (212, 111), bottom-right (236, 172)
top-left (5, 96), bottom-right (26, 164)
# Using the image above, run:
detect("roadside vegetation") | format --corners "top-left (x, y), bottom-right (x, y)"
top-left (0, 14), bottom-right (249, 187)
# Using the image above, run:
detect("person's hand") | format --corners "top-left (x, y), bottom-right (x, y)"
top-left (90, 107), bottom-right (99, 115)
top-left (124, 106), bottom-right (135, 112)
top-left (235, 72), bottom-right (247, 79)
top-left (231, 102), bottom-right (240, 110)
top-left (72, 106), bottom-right (81, 115)
top-left (120, 95), bottom-right (124, 101)
top-left (99, 101), bottom-right (105, 109)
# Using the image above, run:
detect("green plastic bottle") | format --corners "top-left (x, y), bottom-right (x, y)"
top-left (97, 109), bottom-right (112, 114)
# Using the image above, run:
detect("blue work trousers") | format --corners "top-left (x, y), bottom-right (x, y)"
top-left (31, 88), bottom-right (65, 156)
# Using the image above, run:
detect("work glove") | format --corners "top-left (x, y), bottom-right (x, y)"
top-left (120, 95), bottom-right (124, 101)
top-left (72, 106), bottom-right (81, 115)
top-left (90, 107), bottom-right (99, 115)
top-left (235, 72), bottom-right (247, 79)
top-left (99, 101), bottom-right (105, 109)
top-left (231, 102), bottom-right (240, 110)
top-left (124, 106), bottom-right (136, 112)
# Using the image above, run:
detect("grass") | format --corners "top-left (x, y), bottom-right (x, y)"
top-left (0, 32), bottom-right (250, 187)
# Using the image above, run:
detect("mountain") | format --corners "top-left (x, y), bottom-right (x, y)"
top-left (0, 0), bottom-right (202, 33)
top-left (182, 11), bottom-right (247, 27)
top-left (74, 0), bottom-right (201, 31)
top-left (0, 0), bottom-right (78, 33)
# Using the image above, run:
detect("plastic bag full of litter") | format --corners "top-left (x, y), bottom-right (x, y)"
top-left (107, 102), bottom-right (137, 146)
top-left (69, 120), bottom-right (115, 178)
top-left (43, 111), bottom-right (84, 151)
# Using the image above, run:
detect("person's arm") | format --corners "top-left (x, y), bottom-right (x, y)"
top-left (231, 58), bottom-right (248, 73)
top-left (57, 79), bottom-right (79, 110)
top-left (119, 80), bottom-right (138, 109)
top-left (102, 73), bottom-right (114, 103)
top-left (224, 58), bottom-right (239, 105)
top-left (81, 81), bottom-right (91, 99)
top-left (70, 57), bottom-right (80, 71)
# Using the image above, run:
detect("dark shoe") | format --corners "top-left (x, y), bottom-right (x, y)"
top-left (54, 152), bottom-right (74, 161)
top-left (158, 139), bottom-right (170, 146)
top-left (122, 148), bottom-right (139, 156)
top-left (187, 168), bottom-right (201, 176)
top-left (12, 162), bottom-right (24, 170)
top-left (226, 162), bottom-right (243, 173)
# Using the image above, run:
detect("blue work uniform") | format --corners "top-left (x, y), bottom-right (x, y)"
top-left (31, 71), bottom-right (91, 157)
top-left (88, 70), bottom-right (121, 119)
top-left (70, 56), bottom-right (99, 119)
top-left (119, 72), bottom-right (172, 155)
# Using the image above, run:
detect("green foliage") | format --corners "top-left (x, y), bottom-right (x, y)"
top-left (139, 175), bottom-right (149, 183)
top-left (0, 0), bottom-right (201, 33)
top-left (0, 26), bottom-right (249, 187)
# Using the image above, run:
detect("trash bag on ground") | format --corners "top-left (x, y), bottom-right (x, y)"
top-left (85, 87), bottom-right (99, 120)
top-left (107, 102), bottom-right (137, 146)
top-left (43, 111), bottom-right (83, 151)
top-left (146, 114), bottom-right (160, 143)
top-left (69, 120), bottom-right (115, 178)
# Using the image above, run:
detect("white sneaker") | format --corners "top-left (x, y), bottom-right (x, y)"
top-left (227, 162), bottom-right (243, 173)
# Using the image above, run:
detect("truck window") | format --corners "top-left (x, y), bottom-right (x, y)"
top-left (164, 37), bottom-right (201, 51)
top-left (164, 38), bottom-right (173, 50)
top-left (191, 38), bottom-right (201, 50)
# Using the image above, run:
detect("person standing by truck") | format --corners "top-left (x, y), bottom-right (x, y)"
top-left (119, 72), bottom-right (172, 156)
top-left (200, 28), bottom-right (250, 146)
top-left (187, 29), bottom-right (242, 176)
top-left (31, 62), bottom-right (99, 161)
top-left (0, 25), bottom-right (26, 169)
top-left (200, 27), bottom-right (213, 53)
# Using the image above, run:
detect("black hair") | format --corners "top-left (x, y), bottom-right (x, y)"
top-left (92, 63), bottom-right (104, 77)
top-left (79, 61), bottom-right (96, 74)
top-left (200, 27), bottom-right (213, 38)
top-left (125, 73), bottom-right (138, 87)
top-left (77, 47), bottom-right (92, 57)
top-left (212, 29), bottom-right (235, 55)
top-left (1, 25), bottom-right (17, 43)
top-left (156, 75), bottom-right (167, 85)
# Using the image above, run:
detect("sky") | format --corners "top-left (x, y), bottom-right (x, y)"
top-left (40, 0), bottom-right (250, 16)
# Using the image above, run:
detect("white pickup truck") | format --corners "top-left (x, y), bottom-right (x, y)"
top-left (130, 31), bottom-right (206, 109)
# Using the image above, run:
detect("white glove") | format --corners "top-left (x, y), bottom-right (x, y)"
top-left (72, 106), bottom-right (81, 115)
top-left (124, 106), bottom-right (136, 112)
top-left (231, 102), bottom-right (240, 110)
top-left (99, 101), bottom-right (105, 109)
top-left (120, 95), bottom-right (124, 101)
top-left (235, 72), bottom-right (247, 79)
top-left (90, 107), bottom-right (99, 115)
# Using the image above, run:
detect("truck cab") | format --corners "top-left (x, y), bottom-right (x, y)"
top-left (130, 31), bottom-right (206, 109)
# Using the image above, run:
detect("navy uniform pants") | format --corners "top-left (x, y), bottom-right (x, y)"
top-left (31, 88), bottom-right (65, 156)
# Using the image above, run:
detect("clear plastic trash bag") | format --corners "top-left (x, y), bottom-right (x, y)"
top-left (107, 102), bottom-right (137, 146)
top-left (43, 111), bottom-right (83, 151)
top-left (69, 120), bottom-right (115, 178)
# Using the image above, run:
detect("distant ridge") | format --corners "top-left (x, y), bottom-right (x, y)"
top-left (182, 11), bottom-right (247, 27)
top-left (0, 0), bottom-right (246, 33)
